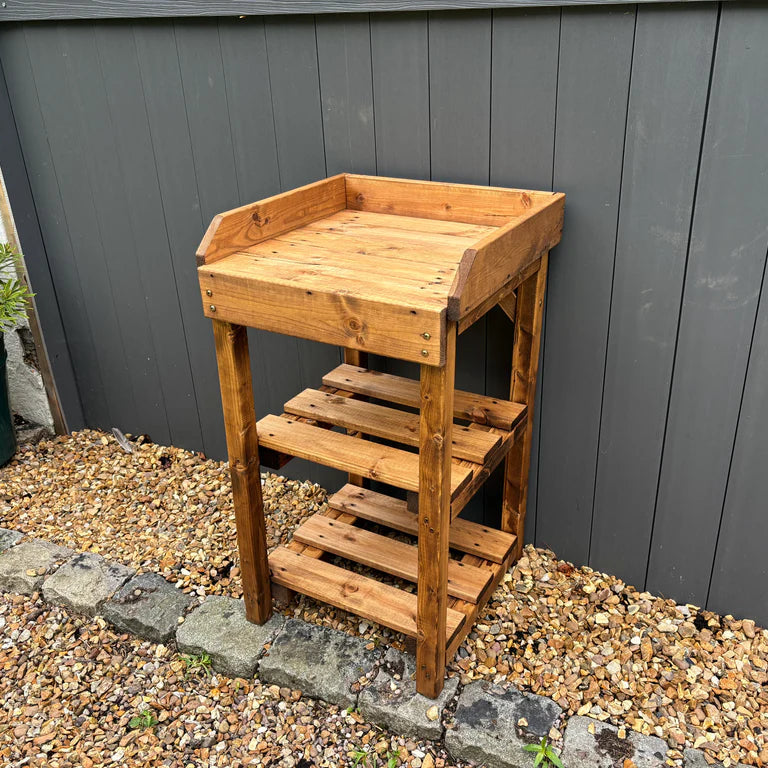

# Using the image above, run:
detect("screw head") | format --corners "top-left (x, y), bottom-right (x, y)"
top-left (206, 289), bottom-right (213, 297)
top-left (422, 332), bottom-right (431, 340)
top-left (209, 305), bottom-right (216, 312)
top-left (421, 349), bottom-right (429, 357)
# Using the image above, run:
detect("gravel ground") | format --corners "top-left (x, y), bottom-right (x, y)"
top-left (0, 593), bottom-right (460, 768)
top-left (1, 430), bottom-right (767, 766)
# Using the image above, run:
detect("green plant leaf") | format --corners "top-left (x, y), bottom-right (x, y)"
top-left (548, 750), bottom-right (564, 768)
top-left (534, 751), bottom-right (544, 767)
top-left (524, 744), bottom-right (540, 752)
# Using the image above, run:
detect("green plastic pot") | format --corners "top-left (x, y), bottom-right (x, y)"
top-left (0, 335), bottom-right (16, 466)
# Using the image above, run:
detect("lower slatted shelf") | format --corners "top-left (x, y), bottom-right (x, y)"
top-left (271, 483), bottom-right (517, 654)
top-left (269, 546), bottom-right (467, 643)
top-left (293, 513), bottom-right (493, 603)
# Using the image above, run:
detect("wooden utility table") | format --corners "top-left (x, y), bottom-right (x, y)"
top-left (198, 174), bottom-right (564, 698)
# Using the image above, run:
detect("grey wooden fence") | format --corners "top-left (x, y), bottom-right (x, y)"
top-left (1, 1), bottom-right (767, 624)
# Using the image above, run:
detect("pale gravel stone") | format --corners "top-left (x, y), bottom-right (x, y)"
top-left (0, 528), bottom-right (23, 553)
top-left (359, 647), bottom-right (458, 740)
top-left (562, 716), bottom-right (668, 768)
top-left (177, 596), bottom-right (284, 678)
top-left (445, 680), bottom-right (562, 768)
top-left (259, 618), bottom-right (379, 708)
top-left (42, 553), bottom-right (134, 616)
top-left (684, 748), bottom-right (746, 768)
top-left (103, 572), bottom-right (195, 643)
top-left (0, 539), bottom-right (73, 594)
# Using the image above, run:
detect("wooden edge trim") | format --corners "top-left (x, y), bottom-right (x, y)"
top-left (196, 173), bottom-right (347, 266)
top-left (452, 192), bottom-right (564, 320)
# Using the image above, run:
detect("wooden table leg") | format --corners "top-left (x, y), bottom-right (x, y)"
top-left (416, 324), bottom-right (456, 697)
top-left (343, 348), bottom-right (369, 487)
top-left (213, 320), bottom-right (272, 624)
top-left (502, 254), bottom-right (549, 558)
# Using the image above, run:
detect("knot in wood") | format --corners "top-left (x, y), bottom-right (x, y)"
top-left (431, 433), bottom-right (444, 448)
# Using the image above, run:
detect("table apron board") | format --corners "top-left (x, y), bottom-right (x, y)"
top-left (200, 271), bottom-right (447, 365)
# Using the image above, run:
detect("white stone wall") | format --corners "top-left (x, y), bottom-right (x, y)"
top-left (0, 167), bottom-right (55, 432)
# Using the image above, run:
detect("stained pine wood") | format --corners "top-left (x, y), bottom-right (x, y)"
top-left (197, 174), bottom-right (346, 265)
top-left (256, 414), bottom-right (473, 497)
top-left (416, 323), bottom-right (456, 697)
top-left (502, 258), bottom-right (548, 555)
top-left (284, 388), bottom-right (500, 464)
top-left (323, 364), bottom-right (526, 430)
top-left (293, 514), bottom-right (492, 602)
top-left (212, 320), bottom-right (271, 623)
top-left (269, 547), bottom-right (466, 642)
top-left (329, 484), bottom-right (516, 563)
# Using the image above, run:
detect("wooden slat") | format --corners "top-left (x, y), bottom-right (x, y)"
top-left (196, 173), bottom-right (346, 265)
top-left (329, 484), bottom-right (516, 564)
top-left (345, 173), bottom-right (555, 226)
top-left (269, 547), bottom-right (465, 642)
top-left (322, 364), bottom-right (526, 431)
top-left (256, 414), bottom-right (472, 498)
top-left (293, 514), bottom-right (492, 603)
top-left (284, 388), bottom-right (501, 464)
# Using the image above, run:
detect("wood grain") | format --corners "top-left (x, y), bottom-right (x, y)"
top-left (293, 514), bottom-right (492, 602)
top-left (269, 547), bottom-right (466, 641)
top-left (212, 320), bottom-right (271, 623)
top-left (416, 323), bottom-right (456, 697)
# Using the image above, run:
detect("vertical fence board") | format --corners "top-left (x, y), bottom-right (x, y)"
top-left (370, 12), bottom-right (430, 180)
top-left (132, 21), bottom-right (215, 455)
top-left (647, 3), bottom-right (768, 606)
top-left (316, 14), bottom-right (377, 176)
top-left (589, 4), bottom-right (717, 588)
top-left (95, 23), bottom-right (203, 449)
top-left (23, 24), bottom-right (138, 431)
top-left (0, 27), bottom-right (86, 430)
top-left (486, 7), bottom-right (560, 536)
top-left (428, 9), bottom-right (492, 523)
top-left (708, 266), bottom-right (768, 622)
top-left (536, 6), bottom-right (635, 563)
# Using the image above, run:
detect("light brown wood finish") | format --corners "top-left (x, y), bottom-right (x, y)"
top-left (343, 348), bottom-right (368, 487)
top-left (197, 174), bottom-right (346, 265)
top-left (200, 264), bottom-right (446, 366)
top-left (502, 255), bottom-right (549, 557)
top-left (451, 194), bottom-right (563, 320)
top-left (416, 323), bottom-right (457, 698)
top-left (322, 364), bottom-right (526, 431)
top-left (292, 514), bottom-right (492, 603)
top-left (269, 547), bottom-right (466, 642)
top-left (284, 388), bottom-right (500, 464)
top-left (212, 320), bottom-right (271, 623)
top-left (345, 174), bottom-right (554, 226)
top-left (256, 414), bottom-right (473, 498)
top-left (329, 484), bottom-right (516, 564)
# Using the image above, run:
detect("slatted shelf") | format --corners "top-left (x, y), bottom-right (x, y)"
top-left (329, 484), bottom-right (516, 564)
top-left (293, 513), bottom-right (493, 602)
top-left (269, 546), bottom-right (466, 643)
top-left (322, 364), bottom-right (527, 431)
top-left (256, 414), bottom-right (473, 499)
top-left (284, 388), bottom-right (501, 464)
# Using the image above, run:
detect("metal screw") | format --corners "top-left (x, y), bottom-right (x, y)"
top-left (421, 349), bottom-right (429, 357)
top-left (209, 305), bottom-right (216, 312)
top-left (206, 289), bottom-right (213, 296)
top-left (422, 332), bottom-right (431, 340)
